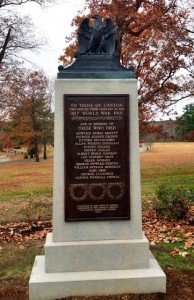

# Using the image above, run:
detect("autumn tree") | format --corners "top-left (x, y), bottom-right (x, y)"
top-left (0, 0), bottom-right (55, 125)
top-left (41, 110), bottom-right (54, 159)
top-left (0, 60), bottom-right (22, 120)
top-left (0, 129), bottom-right (12, 150)
top-left (41, 81), bottom-right (54, 159)
top-left (187, 130), bottom-right (194, 142)
top-left (8, 69), bottom-right (54, 162)
top-left (60, 0), bottom-right (194, 128)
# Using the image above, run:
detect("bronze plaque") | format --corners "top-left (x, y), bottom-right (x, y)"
top-left (64, 95), bottom-right (130, 221)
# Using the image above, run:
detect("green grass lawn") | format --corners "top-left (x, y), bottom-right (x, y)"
top-left (0, 240), bottom-right (44, 279)
top-left (140, 142), bottom-right (194, 195)
top-left (0, 158), bottom-right (53, 200)
top-left (151, 242), bottom-right (194, 271)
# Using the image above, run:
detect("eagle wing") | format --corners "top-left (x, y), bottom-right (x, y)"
top-left (78, 18), bottom-right (93, 54)
top-left (104, 18), bottom-right (115, 54)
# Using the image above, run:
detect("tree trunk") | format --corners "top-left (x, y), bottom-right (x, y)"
top-left (30, 149), bottom-right (34, 158)
top-left (34, 137), bottom-right (39, 162)
top-left (0, 28), bottom-right (11, 64)
top-left (43, 142), bottom-right (47, 159)
top-left (35, 153), bottom-right (39, 162)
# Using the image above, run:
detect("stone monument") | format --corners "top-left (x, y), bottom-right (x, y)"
top-left (29, 15), bottom-right (166, 300)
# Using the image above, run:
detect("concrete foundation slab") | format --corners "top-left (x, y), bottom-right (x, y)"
top-left (29, 253), bottom-right (166, 300)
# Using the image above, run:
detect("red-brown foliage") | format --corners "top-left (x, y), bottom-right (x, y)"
top-left (60, 0), bottom-right (194, 131)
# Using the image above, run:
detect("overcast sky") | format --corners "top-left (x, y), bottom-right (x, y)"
top-left (17, 0), bottom-right (85, 79)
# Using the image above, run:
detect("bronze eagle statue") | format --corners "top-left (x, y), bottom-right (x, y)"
top-left (78, 15), bottom-right (115, 55)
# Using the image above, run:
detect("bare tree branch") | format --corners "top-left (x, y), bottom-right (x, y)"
top-left (0, 27), bottom-right (11, 63)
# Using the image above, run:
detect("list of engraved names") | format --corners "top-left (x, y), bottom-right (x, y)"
top-left (65, 95), bottom-right (130, 221)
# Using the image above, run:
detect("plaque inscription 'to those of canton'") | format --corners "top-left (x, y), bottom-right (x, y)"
top-left (64, 95), bottom-right (130, 221)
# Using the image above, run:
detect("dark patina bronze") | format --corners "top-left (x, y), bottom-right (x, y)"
top-left (64, 95), bottom-right (130, 221)
top-left (78, 14), bottom-right (115, 55)
top-left (58, 15), bottom-right (135, 79)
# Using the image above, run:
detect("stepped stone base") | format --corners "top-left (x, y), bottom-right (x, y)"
top-left (29, 253), bottom-right (166, 300)
top-left (45, 233), bottom-right (150, 272)
top-left (29, 233), bottom-right (166, 300)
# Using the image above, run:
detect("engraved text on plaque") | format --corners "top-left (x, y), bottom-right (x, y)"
top-left (64, 95), bottom-right (130, 221)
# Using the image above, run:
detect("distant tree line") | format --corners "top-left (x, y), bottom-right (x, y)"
top-left (140, 103), bottom-right (194, 143)
top-left (176, 104), bottom-right (194, 142)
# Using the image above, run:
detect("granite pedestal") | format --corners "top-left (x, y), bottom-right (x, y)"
top-left (29, 79), bottom-right (166, 300)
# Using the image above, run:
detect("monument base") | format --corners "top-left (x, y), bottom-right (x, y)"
top-left (45, 233), bottom-right (150, 272)
top-left (29, 233), bottom-right (166, 300)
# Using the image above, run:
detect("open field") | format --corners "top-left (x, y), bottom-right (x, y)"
top-left (0, 157), bottom-right (53, 200)
top-left (0, 142), bottom-right (193, 299)
top-left (0, 142), bottom-right (193, 199)
top-left (140, 142), bottom-right (194, 195)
